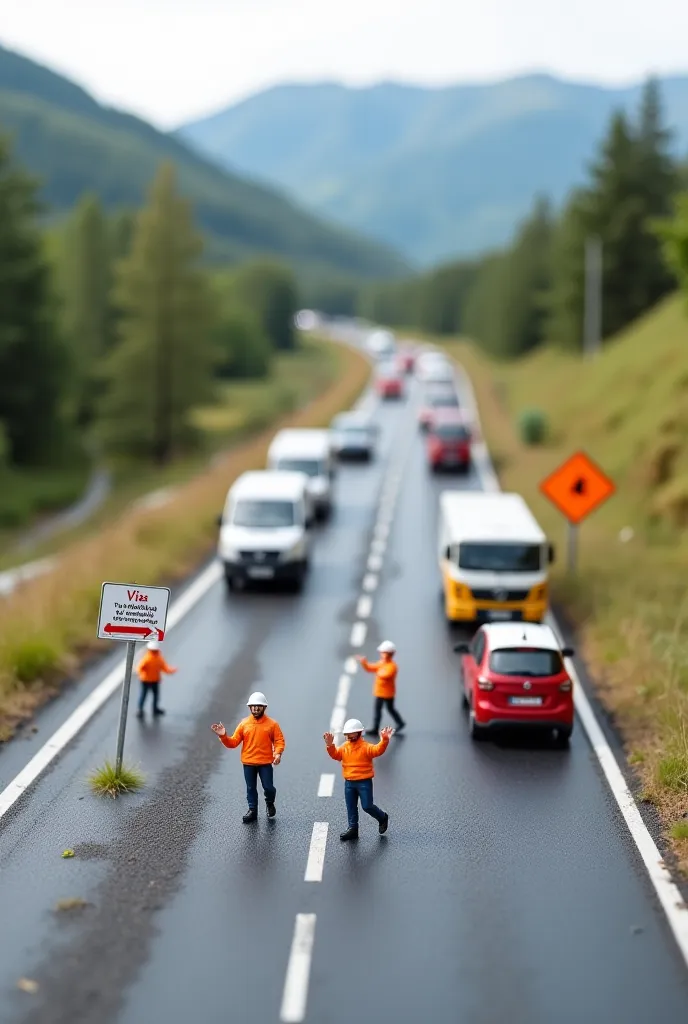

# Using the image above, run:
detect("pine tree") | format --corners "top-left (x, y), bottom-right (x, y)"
top-left (496, 196), bottom-right (554, 356)
top-left (236, 260), bottom-right (299, 350)
top-left (58, 194), bottom-right (111, 423)
top-left (99, 163), bottom-right (213, 464)
top-left (0, 135), bottom-right (69, 465)
top-left (655, 192), bottom-right (688, 301)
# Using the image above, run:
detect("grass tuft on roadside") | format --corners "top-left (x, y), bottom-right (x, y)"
top-left (88, 760), bottom-right (145, 798)
top-left (410, 292), bottom-right (688, 873)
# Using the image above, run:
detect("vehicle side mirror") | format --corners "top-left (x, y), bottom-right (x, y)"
top-left (548, 543), bottom-right (555, 564)
top-left (561, 646), bottom-right (574, 658)
top-left (453, 643), bottom-right (469, 654)
top-left (216, 513), bottom-right (223, 527)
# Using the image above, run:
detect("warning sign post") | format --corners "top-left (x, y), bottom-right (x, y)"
top-left (539, 452), bottom-right (615, 573)
top-left (97, 582), bottom-right (171, 774)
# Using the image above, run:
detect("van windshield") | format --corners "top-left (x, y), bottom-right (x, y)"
top-left (458, 543), bottom-right (541, 572)
top-left (489, 649), bottom-right (563, 677)
top-left (275, 458), bottom-right (323, 478)
top-left (232, 500), bottom-right (295, 528)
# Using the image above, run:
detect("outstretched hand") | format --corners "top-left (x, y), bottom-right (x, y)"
top-left (273, 754), bottom-right (282, 766)
top-left (211, 722), bottom-right (226, 737)
top-left (323, 732), bottom-right (334, 746)
top-left (380, 726), bottom-right (395, 740)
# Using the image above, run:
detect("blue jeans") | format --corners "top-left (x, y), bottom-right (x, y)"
top-left (243, 764), bottom-right (276, 809)
top-left (344, 778), bottom-right (385, 829)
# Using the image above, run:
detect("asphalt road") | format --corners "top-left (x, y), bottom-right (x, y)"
top-left (1, 372), bottom-right (687, 1024)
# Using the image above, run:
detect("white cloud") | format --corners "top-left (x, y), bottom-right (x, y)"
top-left (1, 0), bottom-right (687, 127)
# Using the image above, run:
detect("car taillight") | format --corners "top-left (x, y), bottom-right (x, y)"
top-left (559, 679), bottom-right (572, 692)
top-left (477, 676), bottom-right (494, 691)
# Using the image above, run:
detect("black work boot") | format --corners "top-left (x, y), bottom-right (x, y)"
top-left (242, 807), bottom-right (258, 823)
top-left (379, 812), bottom-right (389, 835)
top-left (394, 721), bottom-right (405, 734)
top-left (340, 826), bottom-right (359, 841)
top-left (266, 801), bottom-right (276, 818)
top-left (153, 708), bottom-right (165, 716)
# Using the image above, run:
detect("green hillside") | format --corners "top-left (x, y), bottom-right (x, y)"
top-left (179, 75), bottom-right (688, 264)
top-left (440, 293), bottom-right (688, 866)
top-left (0, 45), bottom-right (408, 278)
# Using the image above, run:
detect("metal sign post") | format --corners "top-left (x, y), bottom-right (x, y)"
top-left (97, 581), bottom-right (171, 775)
top-left (566, 522), bottom-right (578, 574)
top-left (115, 641), bottom-right (137, 775)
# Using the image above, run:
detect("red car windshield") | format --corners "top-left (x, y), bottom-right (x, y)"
top-left (489, 649), bottom-right (563, 677)
top-left (432, 424), bottom-right (470, 441)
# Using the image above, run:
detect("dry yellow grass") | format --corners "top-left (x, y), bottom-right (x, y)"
top-left (0, 338), bottom-right (369, 741)
top-left (405, 296), bottom-right (688, 871)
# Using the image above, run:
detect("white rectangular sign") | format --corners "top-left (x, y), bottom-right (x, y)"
top-left (97, 582), bottom-right (171, 642)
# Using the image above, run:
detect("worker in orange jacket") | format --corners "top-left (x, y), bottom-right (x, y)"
top-left (357, 639), bottom-right (406, 735)
top-left (324, 718), bottom-right (393, 841)
top-left (136, 639), bottom-right (177, 718)
top-left (211, 691), bottom-right (285, 822)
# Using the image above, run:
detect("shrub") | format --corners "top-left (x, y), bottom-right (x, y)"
top-left (518, 408), bottom-right (548, 445)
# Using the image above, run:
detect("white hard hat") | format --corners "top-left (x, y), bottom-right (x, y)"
top-left (147, 640), bottom-right (160, 651)
top-left (343, 718), bottom-right (364, 734)
top-left (378, 640), bottom-right (396, 653)
top-left (247, 691), bottom-right (268, 706)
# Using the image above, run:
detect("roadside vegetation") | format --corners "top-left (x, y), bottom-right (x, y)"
top-left (438, 292), bottom-right (688, 872)
top-left (0, 335), bottom-right (368, 741)
top-left (88, 761), bottom-right (145, 799)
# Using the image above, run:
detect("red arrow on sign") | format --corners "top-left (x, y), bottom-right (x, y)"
top-left (103, 624), bottom-right (164, 641)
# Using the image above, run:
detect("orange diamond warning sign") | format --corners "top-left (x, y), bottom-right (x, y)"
top-left (539, 452), bottom-right (615, 525)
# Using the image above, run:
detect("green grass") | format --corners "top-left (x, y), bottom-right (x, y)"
top-left (88, 760), bottom-right (145, 798)
top-left (0, 340), bottom-right (338, 569)
top-left (670, 822), bottom-right (688, 841)
top-left (409, 292), bottom-right (688, 872)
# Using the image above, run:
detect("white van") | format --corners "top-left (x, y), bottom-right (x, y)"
top-left (438, 492), bottom-right (554, 623)
top-left (218, 471), bottom-right (312, 592)
top-left (267, 429), bottom-right (334, 518)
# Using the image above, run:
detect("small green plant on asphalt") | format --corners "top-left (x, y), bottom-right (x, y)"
top-left (518, 408), bottom-right (548, 445)
top-left (88, 760), bottom-right (145, 798)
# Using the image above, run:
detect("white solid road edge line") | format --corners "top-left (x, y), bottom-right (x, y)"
top-left (304, 822), bottom-right (329, 882)
top-left (280, 914), bottom-right (317, 1023)
top-left (317, 774), bottom-right (335, 798)
top-left (0, 560), bottom-right (223, 820)
top-left (454, 364), bottom-right (688, 966)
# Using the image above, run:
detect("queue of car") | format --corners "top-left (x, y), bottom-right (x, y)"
top-left (217, 325), bottom-right (573, 745)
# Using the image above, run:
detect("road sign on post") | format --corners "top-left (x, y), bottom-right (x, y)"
top-left (97, 582), bottom-right (171, 774)
top-left (539, 452), bottom-right (615, 572)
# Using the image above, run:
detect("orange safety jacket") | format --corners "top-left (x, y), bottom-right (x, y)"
top-left (360, 657), bottom-right (397, 699)
top-left (220, 715), bottom-right (286, 765)
top-left (326, 734), bottom-right (389, 780)
top-left (137, 650), bottom-right (176, 683)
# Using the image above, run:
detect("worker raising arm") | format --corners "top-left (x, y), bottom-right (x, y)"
top-left (357, 639), bottom-right (406, 735)
top-left (324, 719), bottom-right (393, 841)
top-left (211, 691), bottom-right (285, 823)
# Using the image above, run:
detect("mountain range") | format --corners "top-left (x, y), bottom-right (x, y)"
top-left (0, 44), bottom-right (407, 280)
top-left (178, 75), bottom-right (688, 265)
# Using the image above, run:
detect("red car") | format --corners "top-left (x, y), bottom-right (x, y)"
top-left (418, 385), bottom-right (460, 430)
top-left (426, 409), bottom-right (471, 472)
top-left (454, 622), bottom-right (574, 745)
top-left (375, 362), bottom-right (404, 400)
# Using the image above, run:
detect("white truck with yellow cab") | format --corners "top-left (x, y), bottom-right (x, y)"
top-left (438, 491), bottom-right (554, 623)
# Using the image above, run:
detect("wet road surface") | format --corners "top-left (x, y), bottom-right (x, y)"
top-left (1, 374), bottom-right (687, 1024)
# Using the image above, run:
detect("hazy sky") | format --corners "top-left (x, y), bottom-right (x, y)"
top-left (3, 0), bottom-right (688, 128)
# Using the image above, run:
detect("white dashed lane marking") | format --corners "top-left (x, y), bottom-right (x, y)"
top-left (280, 914), bottom-right (317, 1022)
top-left (304, 822), bottom-right (329, 882)
top-left (317, 774), bottom-right (335, 798)
top-left (350, 621), bottom-right (367, 647)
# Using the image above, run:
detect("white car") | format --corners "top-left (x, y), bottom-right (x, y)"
top-left (366, 329), bottom-right (396, 360)
top-left (416, 351), bottom-right (455, 384)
